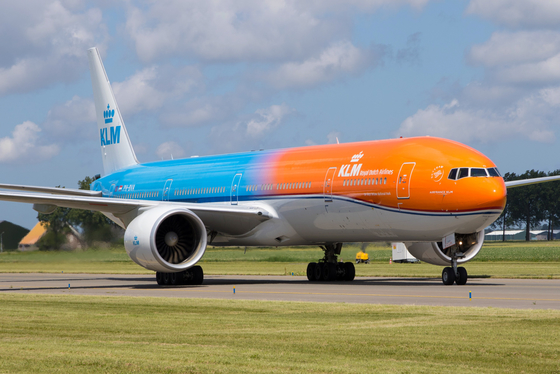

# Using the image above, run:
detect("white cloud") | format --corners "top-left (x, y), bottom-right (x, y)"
top-left (112, 65), bottom-right (202, 117)
top-left (0, 1), bottom-right (108, 95)
top-left (44, 96), bottom-right (96, 140)
top-left (0, 121), bottom-right (59, 163)
top-left (398, 92), bottom-right (559, 144)
top-left (468, 31), bottom-right (560, 67)
top-left (246, 104), bottom-right (294, 137)
top-left (466, 30), bottom-right (560, 87)
top-left (125, 1), bottom-right (343, 63)
top-left (266, 41), bottom-right (382, 89)
top-left (495, 53), bottom-right (560, 84)
top-left (209, 103), bottom-right (294, 153)
top-left (156, 141), bottom-right (186, 160)
top-left (466, 0), bottom-right (560, 28)
top-left (125, 0), bottom-right (426, 64)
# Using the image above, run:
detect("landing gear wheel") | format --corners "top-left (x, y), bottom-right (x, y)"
top-left (156, 272), bottom-right (165, 285)
top-left (442, 267), bottom-right (455, 285)
top-left (170, 272), bottom-right (181, 285)
top-left (307, 263), bottom-right (317, 281)
top-left (323, 263), bottom-right (336, 281)
top-left (162, 272), bottom-right (171, 285)
top-left (314, 263), bottom-right (323, 280)
top-left (344, 262), bottom-right (355, 281)
top-left (456, 267), bottom-right (467, 285)
top-left (191, 266), bottom-right (204, 285)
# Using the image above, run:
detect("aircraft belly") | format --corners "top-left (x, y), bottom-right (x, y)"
top-left (212, 197), bottom-right (501, 245)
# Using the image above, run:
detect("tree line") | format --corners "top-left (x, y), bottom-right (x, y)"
top-left (493, 170), bottom-right (560, 241)
top-left (37, 176), bottom-right (123, 250)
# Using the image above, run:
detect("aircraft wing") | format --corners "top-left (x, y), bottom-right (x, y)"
top-left (0, 190), bottom-right (271, 235)
top-left (0, 183), bottom-right (102, 197)
top-left (505, 175), bottom-right (560, 189)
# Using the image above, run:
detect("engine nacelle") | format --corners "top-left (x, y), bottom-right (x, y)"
top-left (404, 231), bottom-right (485, 266)
top-left (124, 206), bottom-right (207, 272)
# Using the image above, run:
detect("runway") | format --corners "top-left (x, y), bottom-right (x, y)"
top-left (1, 273), bottom-right (559, 309)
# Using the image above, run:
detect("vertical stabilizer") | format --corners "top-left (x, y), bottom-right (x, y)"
top-left (88, 47), bottom-right (138, 175)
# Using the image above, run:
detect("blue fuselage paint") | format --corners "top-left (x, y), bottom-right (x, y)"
top-left (92, 150), bottom-right (276, 203)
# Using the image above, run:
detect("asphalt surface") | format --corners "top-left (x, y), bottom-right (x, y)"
top-left (1, 273), bottom-right (560, 309)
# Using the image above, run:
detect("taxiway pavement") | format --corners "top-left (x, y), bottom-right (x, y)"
top-left (1, 273), bottom-right (559, 309)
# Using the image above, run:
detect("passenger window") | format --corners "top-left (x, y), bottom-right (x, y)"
top-left (448, 168), bottom-right (458, 180)
top-left (471, 168), bottom-right (488, 177)
top-left (458, 168), bottom-right (469, 179)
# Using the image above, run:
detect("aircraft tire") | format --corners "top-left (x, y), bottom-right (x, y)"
top-left (323, 263), bottom-right (337, 281)
top-left (442, 267), bottom-right (455, 285)
top-left (314, 263), bottom-right (323, 280)
top-left (307, 263), bottom-right (317, 281)
top-left (156, 272), bottom-right (165, 285)
top-left (456, 267), bottom-right (468, 285)
top-left (162, 272), bottom-right (171, 285)
top-left (191, 266), bottom-right (204, 285)
top-left (170, 272), bottom-right (180, 285)
top-left (344, 262), bottom-right (355, 281)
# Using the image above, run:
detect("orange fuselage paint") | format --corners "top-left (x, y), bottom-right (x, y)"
top-left (265, 136), bottom-right (507, 213)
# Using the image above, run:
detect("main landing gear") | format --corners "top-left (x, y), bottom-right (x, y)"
top-left (441, 258), bottom-right (467, 285)
top-left (156, 266), bottom-right (204, 286)
top-left (306, 243), bottom-right (355, 281)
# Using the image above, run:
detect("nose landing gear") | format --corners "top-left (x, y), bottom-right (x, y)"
top-left (306, 243), bottom-right (355, 282)
top-left (442, 257), bottom-right (468, 285)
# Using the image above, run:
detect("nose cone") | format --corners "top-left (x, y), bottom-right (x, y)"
top-left (482, 177), bottom-right (507, 211)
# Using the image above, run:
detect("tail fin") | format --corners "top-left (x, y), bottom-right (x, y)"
top-left (88, 47), bottom-right (138, 175)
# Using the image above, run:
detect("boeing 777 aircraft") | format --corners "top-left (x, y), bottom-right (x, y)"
top-left (1, 48), bottom-right (558, 286)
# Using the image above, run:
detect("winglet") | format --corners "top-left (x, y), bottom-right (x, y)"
top-left (88, 47), bottom-right (138, 175)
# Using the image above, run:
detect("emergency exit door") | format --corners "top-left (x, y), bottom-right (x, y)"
top-left (323, 167), bottom-right (337, 202)
top-left (397, 162), bottom-right (415, 199)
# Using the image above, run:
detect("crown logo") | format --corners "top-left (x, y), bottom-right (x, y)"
top-left (351, 151), bottom-right (364, 163)
top-left (104, 104), bottom-right (115, 124)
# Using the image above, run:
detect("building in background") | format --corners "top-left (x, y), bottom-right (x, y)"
top-left (0, 221), bottom-right (30, 251)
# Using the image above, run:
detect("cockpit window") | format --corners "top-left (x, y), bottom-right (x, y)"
top-left (458, 168), bottom-right (469, 179)
top-left (487, 167), bottom-right (501, 177)
top-left (471, 168), bottom-right (488, 177)
top-left (448, 168), bottom-right (458, 180)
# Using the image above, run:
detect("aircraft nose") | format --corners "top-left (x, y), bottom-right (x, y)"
top-left (484, 177), bottom-right (507, 210)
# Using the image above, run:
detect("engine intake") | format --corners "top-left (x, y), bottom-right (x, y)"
top-left (404, 231), bottom-right (484, 266)
top-left (124, 206), bottom-right (207, 272)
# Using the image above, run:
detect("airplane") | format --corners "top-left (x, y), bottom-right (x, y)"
top-left (1, 47), bottom-right (559, 287)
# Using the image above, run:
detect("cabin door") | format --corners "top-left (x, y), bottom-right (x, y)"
top-left (397, 163), bottom-right (415, 199)
top-left (162, 179), bottom-right (173, 201)
top-left (323, 167), bottom-right (337, 202)
top-left (231, 173), bottom-right (242, 205)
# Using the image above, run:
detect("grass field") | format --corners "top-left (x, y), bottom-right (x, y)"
top-left (0, 241), bottom-right (559, 278)
top-left (0, 294), bottom-right (559, 373)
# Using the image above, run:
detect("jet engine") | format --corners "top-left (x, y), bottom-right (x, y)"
top-left (124, 206), bottom-right (207, 272)
top-left (404, 231), bottom-right (485, 266)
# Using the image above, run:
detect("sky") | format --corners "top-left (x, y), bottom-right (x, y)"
top-left (1, 0), bottom-right (560, 230)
